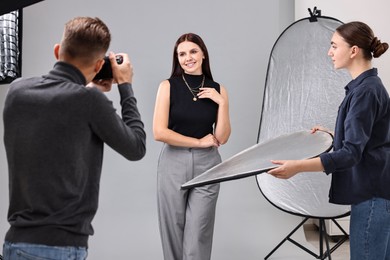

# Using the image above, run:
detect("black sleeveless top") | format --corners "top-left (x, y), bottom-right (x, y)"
top-left (168, 74), bottom-right (220, 139)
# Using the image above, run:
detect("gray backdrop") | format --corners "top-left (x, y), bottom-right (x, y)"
top-left (0, 1), bottom-right (306, 259)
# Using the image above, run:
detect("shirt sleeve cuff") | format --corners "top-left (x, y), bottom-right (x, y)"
top-left (320, 153), bottom-right (336, 175)
top-left (117, 83), bottom-right (134, 98)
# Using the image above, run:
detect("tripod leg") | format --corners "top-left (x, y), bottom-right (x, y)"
top-left (319, 219), bottom-right (332, 260)
top-left (319, 219), bottom-right (324, 256)
top-left (264, 217), bottom-right (309, 259)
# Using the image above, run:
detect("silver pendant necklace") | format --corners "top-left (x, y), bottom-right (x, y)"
top-left (182, 74), bottom-right (205, 101)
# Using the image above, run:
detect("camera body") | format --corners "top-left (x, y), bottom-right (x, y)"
top-left (93, 55), bottom-right (123, 80)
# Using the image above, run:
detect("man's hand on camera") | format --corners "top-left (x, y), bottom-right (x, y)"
top-left (87, 79), bottom-right (114, 92)
top-left (109, 52), bottom-right (133, 85)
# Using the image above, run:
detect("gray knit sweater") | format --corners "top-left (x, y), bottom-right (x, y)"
top-left (3, 61), bottom-right (146, 247)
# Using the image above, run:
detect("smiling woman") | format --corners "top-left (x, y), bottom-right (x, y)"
top-left (153, 33), bottom-right (231, 260)
top-left (0, 10), bottom-right (21, 84)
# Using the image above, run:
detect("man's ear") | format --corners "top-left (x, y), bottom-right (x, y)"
top-left (94, 58), bottom-right (105, 73)
top-left (54, 44), bottom-right (60, 60)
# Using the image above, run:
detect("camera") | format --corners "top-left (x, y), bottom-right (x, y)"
top-left (93, 55), bottom-right (123, 80)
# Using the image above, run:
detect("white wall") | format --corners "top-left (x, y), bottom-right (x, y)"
top-left (295, 0), bottom-right (390, 90)
top-left (0, 1), bottom-right (301, 259)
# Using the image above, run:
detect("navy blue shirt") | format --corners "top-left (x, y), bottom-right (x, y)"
top-left (320, 68), bottom-right (390, 205)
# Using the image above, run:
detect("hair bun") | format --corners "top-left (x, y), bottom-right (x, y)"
top-left (371, 37), bottom-right (389, 58)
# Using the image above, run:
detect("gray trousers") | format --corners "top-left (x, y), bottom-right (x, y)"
top-left (157, 144), bottom-right (221, 260)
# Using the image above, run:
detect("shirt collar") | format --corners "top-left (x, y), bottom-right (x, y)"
top-left (345, 68), bottom-right (378, 93)
top-left (44, 61), bottom-right (86, 85)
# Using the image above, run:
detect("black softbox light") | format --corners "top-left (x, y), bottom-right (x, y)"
top-left (0, 0), bottom-right (45, 16)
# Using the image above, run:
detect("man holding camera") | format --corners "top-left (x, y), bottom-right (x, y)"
top-left (2, 16), bottom-right (146, 259)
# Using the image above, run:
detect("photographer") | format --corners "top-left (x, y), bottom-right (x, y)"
top-left (2, 17), bottom-right (146, 259)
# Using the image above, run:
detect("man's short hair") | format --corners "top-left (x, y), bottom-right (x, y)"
top-left (61, 17), bottom-right (111, 63)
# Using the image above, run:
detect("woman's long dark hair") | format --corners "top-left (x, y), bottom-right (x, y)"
top-left (170, 33), bottom-right (213, 80)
